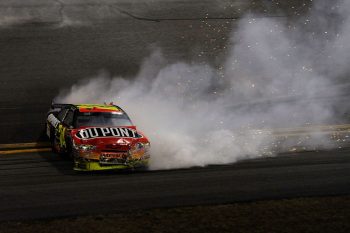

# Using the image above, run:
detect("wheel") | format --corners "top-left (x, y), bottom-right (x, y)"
top-left (51, 136), bottom-right (59, 154)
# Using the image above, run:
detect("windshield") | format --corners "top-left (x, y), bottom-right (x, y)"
top-left (75, 112), bottom-right (133, 128)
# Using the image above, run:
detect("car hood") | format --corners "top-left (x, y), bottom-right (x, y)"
top-left (71, 126), bottom-right (145, 146)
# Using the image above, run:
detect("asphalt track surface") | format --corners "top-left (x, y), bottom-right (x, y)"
top-left (0, 148), bottom-right (349, 221)
top-left (1, 0), bottom-right (350, 223)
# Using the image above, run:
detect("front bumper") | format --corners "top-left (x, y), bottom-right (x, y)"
top-left (73, 157), bottom-right (149, 171)
top-left (72, 145), bottom-right (150, 171)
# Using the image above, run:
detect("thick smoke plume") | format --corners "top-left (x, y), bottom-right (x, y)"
top-left (56, 0), bottom-right (350, 169)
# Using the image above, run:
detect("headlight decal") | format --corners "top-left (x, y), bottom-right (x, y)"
top-left (74, 144), bottom-right (97, 151)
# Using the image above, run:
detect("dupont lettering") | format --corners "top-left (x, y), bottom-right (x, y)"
top-left (76, 127), bottom-right (141, 139)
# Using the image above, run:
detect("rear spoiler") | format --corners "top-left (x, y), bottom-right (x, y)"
top-left (48, 102), bottom-right (72, 116)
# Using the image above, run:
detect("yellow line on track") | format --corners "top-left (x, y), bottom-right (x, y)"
top-left (273, 129), bottom-right (350, 137)
top-left (271, 124), bottom-right (350, 133)
top-left (0, 142), bottom-right (50, 149)
top-left (0, 124), bottom-right (349, 155)
top-left (0, 148), bottom-right (51, 155)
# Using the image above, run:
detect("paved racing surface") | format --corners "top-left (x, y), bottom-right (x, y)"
top-left (1, 0), bottom-right (350, 223)
top-left (1, 148), bottom-right (350, 221)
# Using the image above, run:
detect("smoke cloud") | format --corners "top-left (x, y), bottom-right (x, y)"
top-left (56, 0), bottom-right (350, 169)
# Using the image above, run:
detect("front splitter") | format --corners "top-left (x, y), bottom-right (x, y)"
top-left (74, 159), bottom-right (149, 171)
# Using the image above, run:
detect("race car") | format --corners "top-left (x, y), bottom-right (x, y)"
top-left (46, 103), bottom-right (150, 171)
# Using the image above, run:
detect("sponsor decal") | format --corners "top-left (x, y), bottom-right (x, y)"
top-left (76, 127), bottom-right (141, 139)
top-left (47, 114), bottom-right (60, 128)
top-left (58, 124), bottom-right (67, 148)
top-left (101, 152), bottom-right (127, 159)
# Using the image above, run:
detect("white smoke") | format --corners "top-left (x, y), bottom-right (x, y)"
top-left (56, 0), bottom-right (350, 169)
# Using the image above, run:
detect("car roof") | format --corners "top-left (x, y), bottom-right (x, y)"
top-left (75, 104), bottom-right (123, 113)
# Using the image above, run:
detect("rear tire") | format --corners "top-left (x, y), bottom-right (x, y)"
top-left (64, 139), bottom-right (74, 159)
top-left (51, 137), bottom-right (59, 154)
top-left (49, 126), bottom-right (58, 153)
